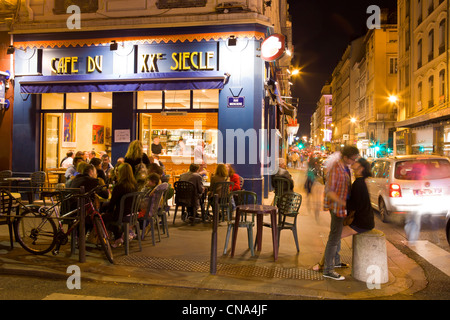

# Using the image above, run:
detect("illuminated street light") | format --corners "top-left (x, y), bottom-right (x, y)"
top-left (388, 95), bottom-right (398, 103)
top-left (291, 69), bottom-right (300, 76)
top-left (350, 117), bottom-right (357, 123)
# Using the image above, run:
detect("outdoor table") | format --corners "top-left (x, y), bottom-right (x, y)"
top-left (53, 170), bottom-right (67, 183)
top-left (3, 177), bottom-right (31, 183)
top-left (3, 177), bottom-right (32, 201)
top-left (230, 204), bottom-right (279, 261)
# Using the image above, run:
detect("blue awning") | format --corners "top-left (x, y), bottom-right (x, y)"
top-left (19, 72), bottom-right (226, 93)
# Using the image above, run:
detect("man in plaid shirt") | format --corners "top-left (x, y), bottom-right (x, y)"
top-left (322, 146), bottom-right (359, 280)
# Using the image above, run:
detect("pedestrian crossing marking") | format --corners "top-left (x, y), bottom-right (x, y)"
top-left (403, 240), bottom-right (450, 277)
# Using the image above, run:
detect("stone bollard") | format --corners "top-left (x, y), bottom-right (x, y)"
top-left (352, 229), bottom-right (389, 284)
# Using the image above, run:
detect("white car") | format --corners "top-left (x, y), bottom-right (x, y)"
top-left (366, 155), bottom-right (450, 222)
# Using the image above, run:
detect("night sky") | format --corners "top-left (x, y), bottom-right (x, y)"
top-left (287, 0), bottom-right (397, 137)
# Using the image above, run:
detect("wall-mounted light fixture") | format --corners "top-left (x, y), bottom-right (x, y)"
top-left (223, 72), bottom-right (231, 84)
top-left (7, 46), bottom-right (28, 55)
top-left (110, 40), bottom-right (118, 51)
top-left (264, 1), bottom-right (272, 7)
top-left (6, 46), bottom-right (15, 54)
top-left (228, 35), bottom-right (237, 46)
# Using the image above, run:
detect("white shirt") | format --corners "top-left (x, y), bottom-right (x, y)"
top-left (61, 157), bottom-right (73, 168)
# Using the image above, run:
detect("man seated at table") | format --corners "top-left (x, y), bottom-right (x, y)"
top-left (64, 156), bottom-right (84, 186)
top-left (271, 158), bottom-right (294, 191)
top-left (179, 163), bottom-right (205, 215)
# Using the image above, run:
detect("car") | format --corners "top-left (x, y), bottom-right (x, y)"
top-left (215, 2), bottom-right (247, 13)
top-left (366, 155), bottom-right (450, 223)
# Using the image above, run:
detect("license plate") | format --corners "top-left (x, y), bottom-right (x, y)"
top-left (413, 188), bottom-right (442, 196)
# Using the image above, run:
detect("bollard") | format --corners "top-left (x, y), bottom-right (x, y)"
top-left (78, 186), bottom-right (86, 263)
top-left (351, 229), bottom-right (388, 284)
top-left (210, 195), bottom-right (219, 275)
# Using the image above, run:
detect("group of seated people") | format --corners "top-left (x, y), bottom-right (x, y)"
top-left (62, 139), bottom-right (249, 247)
top-left (65, 141), bottom-right (169, 248)
top-left (178, 162), bottom-right (242, 220)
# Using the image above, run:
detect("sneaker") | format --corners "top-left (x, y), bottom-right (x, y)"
top-left (111, 238), bottom-right (123, 248)
top-left (323, 271), bottom-right (345, 281)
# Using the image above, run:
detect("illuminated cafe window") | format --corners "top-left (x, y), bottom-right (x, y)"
top-left (92, 92), bottom-right (112, 109)
top-left (193, 89), bottom-right (219, 109)
top-left (165, 90), bottom-right (191, 109)
top-left (41, 93), bottom-right (64, 110)
top-left (66, 93), bottom-right (89, 109)
top-left (137, 91), bottom-right (163, 109)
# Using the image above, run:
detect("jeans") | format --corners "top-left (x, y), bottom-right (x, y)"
top-left (323, 210), bottom-right (344, 273)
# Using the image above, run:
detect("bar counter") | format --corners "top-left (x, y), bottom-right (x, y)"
top-left (158, 154), bottom-right (218, 176)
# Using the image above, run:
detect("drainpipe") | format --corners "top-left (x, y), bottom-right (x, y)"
top-left (25, 0), bottom-right (33, 21)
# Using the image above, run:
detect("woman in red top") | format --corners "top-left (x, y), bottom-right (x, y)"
top-left (227, 164), bottom-right (241, 191)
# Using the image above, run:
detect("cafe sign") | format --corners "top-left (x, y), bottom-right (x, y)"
top-left (260, 34), bottom-right (286, 62)
top-left (138, 42), bottom-right (217, 73)
top-left (43, 47), bottom-right (112, 76)
top-left (43, 42), bottom-right (218, 76)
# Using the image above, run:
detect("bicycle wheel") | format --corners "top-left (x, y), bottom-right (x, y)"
top-left (15, 208), bottom-right (58, 255)
top-left (93, 215), bottom-right (114, 264)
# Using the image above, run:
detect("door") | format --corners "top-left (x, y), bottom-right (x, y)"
top-left (44, 114), bottom-right (60, 169)
top-left (140, 114), bottom-right (152, 155)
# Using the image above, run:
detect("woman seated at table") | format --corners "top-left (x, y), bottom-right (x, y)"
top-left (209, 164), bottom-right (229, 197)
top-left (209, 163), bottom-right (236, 212)
top-left (89, 157), bottom-right (108, 185)
top-left (226, 164), bottom-right (241, 192)
top-left (101, 163), bottom-right (138, 248)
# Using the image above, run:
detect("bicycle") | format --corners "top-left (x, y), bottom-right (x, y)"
top-left (14, 186), bottom-right (114, 264)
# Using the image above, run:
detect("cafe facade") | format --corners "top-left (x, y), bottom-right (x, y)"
top-left (9, 23), bottom-right (287, 201)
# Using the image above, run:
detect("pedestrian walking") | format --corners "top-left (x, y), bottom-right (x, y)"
top-left (320, 145), bottom-right (359, 280)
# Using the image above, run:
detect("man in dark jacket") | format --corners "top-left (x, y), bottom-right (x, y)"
top-left (179, 163), bottom-right (205, 214)
top-left (69, 164), bottom-right (109, 210)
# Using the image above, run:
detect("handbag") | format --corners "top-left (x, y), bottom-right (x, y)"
top-left (135, 159), bottom-right (148, 182)
top-left (343, 210), bottom-right (355, 226)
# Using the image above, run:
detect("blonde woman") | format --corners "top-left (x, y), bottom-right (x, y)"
top-left (124, 140), bottom-right (151, 171)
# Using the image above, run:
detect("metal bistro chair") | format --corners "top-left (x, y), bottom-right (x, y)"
top-left (271, 176), bottom-right (292, 207)
top-left (28, 171), bottom-right (46, 204)
top-left (173, 181), bottom-right (197, 224)
top-left (0, 170), bottom-right (12, 187)
top-left (140, 183), bottom-right (168, 245)
top-left (272, 192), bottom-right (302, 252)
top-left (0, 189), bottom-right (19, 250)
top-left (223, 190), bottom-right (257, 256)
top-left (239, 176), bottom-right (244, 189)
top-left (210, 181), bottom-right (234, 222)
top-left (115, 191), bottom-right (143, 255)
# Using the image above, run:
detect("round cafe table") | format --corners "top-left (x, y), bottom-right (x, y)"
top-left (230, 204), bottom-right (279, 261)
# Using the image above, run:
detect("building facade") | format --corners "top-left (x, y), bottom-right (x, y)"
top-left (396, 0), bottom-right (449, 156)
top-left (0, 0), bottom-right (293, 202)
top-left (311, 83), bottom-right (332, 150)
top-left (318, 10), bottom-right (397, 158)
top-left (330, 37), bottom-right (364, 151)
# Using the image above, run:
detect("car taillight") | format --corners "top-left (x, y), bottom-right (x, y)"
top-left (389, 183), bottom-right (402, 197)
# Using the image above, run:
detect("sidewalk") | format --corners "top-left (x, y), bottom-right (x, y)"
top-left (0, 169), bottom-right (427, 299)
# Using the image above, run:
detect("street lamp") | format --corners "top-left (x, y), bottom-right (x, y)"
top-left (350, 117), bottom-right (357, 124)
top-left (388, 95), bottom-right (398, 103)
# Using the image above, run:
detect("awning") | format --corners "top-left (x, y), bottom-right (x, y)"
top-left (19, 72), bottom-right (226, 94)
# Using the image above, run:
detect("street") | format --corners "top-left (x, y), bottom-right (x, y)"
top-left (291, 167), bottom-right (450, 300)
top-left (0, 168), bottom-right (448, 301)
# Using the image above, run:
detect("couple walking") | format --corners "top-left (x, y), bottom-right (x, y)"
top-left (313, 146), bottom-right (374, 280)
